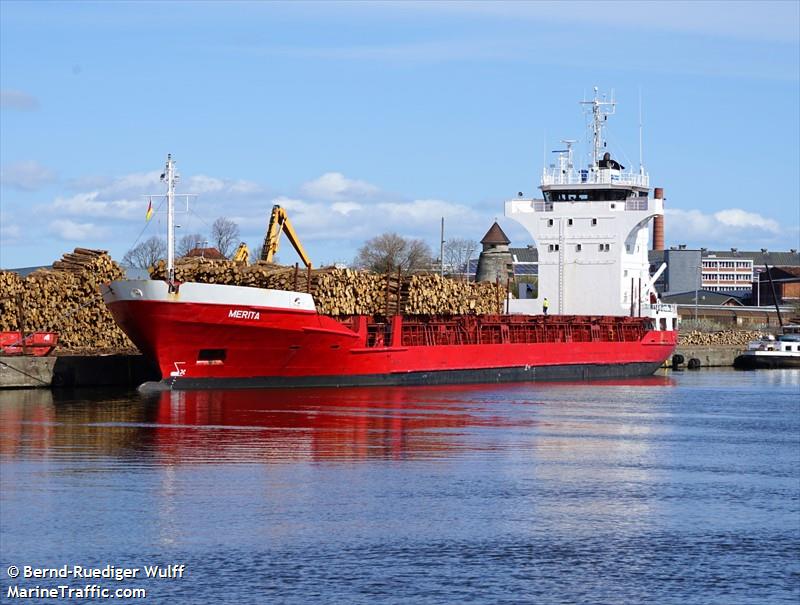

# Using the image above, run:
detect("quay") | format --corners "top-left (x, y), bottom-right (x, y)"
top-left (0, 355), bottom-right (159, 389)
top-left (673, 345), bottom-right (742, 368)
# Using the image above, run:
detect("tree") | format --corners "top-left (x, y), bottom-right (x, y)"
top-left (177, 233), bottom-right (206, 257)
top-left (443, 238), bottom-right (478, 281)
top-left (354, 232), bottom-right (434, 273)
top-left (211, 217), bottom-right (240, 258)
top-left (122, 236), bottom-right (166, 269)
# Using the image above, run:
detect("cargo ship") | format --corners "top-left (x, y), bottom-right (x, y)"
top-left (103, 89), bottom-right (678, 390)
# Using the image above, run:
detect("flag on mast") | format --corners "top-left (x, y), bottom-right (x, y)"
top-left (145, 198), bottom-right (153, 221)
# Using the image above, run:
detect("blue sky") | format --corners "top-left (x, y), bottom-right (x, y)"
top-left (1, 0), bottom-right (798, 269)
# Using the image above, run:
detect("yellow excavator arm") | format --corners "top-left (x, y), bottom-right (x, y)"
top-left (232, 242), bottom-right (249, 263)
top-left (260, 205), bottom-right (312, 269)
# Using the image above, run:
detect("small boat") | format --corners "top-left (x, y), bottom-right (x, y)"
top-left (0, 332), bottom-right (58, 357)
top-left (734, 325), bottom-right (800, 369)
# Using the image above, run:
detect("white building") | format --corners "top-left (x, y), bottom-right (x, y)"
top-left (701, 253), bottom-right (754, 293)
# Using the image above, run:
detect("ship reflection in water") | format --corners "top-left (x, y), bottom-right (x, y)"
top-left (0, 376), bottom-right (674, 464)
top-left (2, 371), bottom-right (798, 605)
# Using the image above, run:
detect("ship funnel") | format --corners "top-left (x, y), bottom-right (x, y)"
top-left (653, 187), bottom-right (665, 251)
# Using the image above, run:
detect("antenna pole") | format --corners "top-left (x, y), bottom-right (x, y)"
top-left (581, 86), bottom-right (616, 169)
top-left (440, 217), bottom-right (445, 278)
top-left (638, 87), bottom-right (644, 175)
top-left (164, 154), bottom-right (177, 285)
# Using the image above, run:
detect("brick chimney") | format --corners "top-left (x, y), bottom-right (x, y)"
top-left (652, 187), bottom-right (665, 251)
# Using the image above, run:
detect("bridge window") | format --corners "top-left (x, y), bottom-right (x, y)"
top-left (591, 218), bottom-right (598, 226)
top-left (576, 244), bottom-right (582, 252)
top-left (543, 189), bottom-right (631, 202)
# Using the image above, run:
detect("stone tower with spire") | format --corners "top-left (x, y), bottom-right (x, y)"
top-left (475, 221), bottom-right (513, 283)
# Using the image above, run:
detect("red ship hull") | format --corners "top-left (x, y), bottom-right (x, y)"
top-left (103, 281), bottom-right (677, 390)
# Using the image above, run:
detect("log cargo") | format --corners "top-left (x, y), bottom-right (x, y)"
top-left (149, 258), bottom-right (506, 316)
top-left (0, 249), bottom-right (134, 352)
top-left (1, 252), bottom-right (506, 353)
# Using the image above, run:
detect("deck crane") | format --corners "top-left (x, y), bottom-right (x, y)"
top-left (231, 242), bottom-right (250, 263)
top-left (261, 204), bottom-right (312, 269)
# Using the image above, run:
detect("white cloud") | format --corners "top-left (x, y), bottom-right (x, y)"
top-left (52, 191), bottom-right (143, 220)
top-left (48, 219), bottom-right (108, 241)
top-left (49, 169), bottom-right (266, 222)
top-left (331, 201), bottom-right (362, 215)
top-left (99, 171), bottom-right (162, 195)
top-left (300, 172), bottom-right (380, 201)
top-left (186, 175), bottom-right (225, 194)
top-left (229, 180), bottom-right (263, 195)
top-left (354, 1), bottom-right (800, 43)
top-left (0, 217), bottom-right (21, 242)
top-left (665, 207), bottom-right (789, 248)
top-left (0, 89), bottom-right (39, 111)
top-left (376, 198), bottom-right (479, 225)
top-left (713, 209), bottom-right (780, 233)
top-left (1, 160), bottom-right (57, 190)
top-left (22, 168), bottom-right (493, 266)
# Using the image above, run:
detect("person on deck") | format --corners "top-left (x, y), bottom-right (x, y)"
top-left (542, 298), bottom-right (549, 315)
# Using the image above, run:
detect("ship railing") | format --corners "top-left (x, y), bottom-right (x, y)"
top-left (541, 167), bottom-right (649, 188)
top-left (642, 303), bottom-right (676, 315)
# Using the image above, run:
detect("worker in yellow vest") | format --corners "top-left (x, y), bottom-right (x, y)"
top-left (542, 297), bottom-right (549, 315)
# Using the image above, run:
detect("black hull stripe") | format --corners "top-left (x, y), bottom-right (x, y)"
top-left (733, 355), bottom-right (800, 370)
top-left (140, 361), bottom-right (665, 392)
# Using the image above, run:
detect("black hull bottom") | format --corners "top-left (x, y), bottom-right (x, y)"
top-left (734, 354), bottom-right (800, 370)
top-left (139, 361), bottom-right (665, 392)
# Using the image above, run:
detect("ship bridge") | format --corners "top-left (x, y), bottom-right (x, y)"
top-left (506, 88), bottom-right (671, 323)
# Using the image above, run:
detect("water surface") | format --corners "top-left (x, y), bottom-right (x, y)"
top-left (1, 370), bottom-right (798, 603)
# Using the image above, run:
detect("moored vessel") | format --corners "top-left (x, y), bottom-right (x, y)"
top-left (734, 326), bottom-right (800, 369)
top-left (103, 90), bottom-right (678, 390)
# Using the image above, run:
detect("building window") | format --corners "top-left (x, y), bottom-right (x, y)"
top-left (598, 243), bottom-right (610, 252)
top-left (548, 244), bottom-right (560, 252)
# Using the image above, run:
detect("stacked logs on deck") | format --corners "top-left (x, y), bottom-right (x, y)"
top-left (0, 248), bottom-right (134, 352)
top-left (150, 258), bottom-right (506, 316)
top-left (679, 330), bottom-right (764, 346)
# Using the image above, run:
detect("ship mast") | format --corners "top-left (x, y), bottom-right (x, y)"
top-left (161, 154), bottom-right (179, 285)
top-left (581, 86), bottom-right (616, 169)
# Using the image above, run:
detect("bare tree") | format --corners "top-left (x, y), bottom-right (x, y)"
top-left (211, 217), bottom-right (240, 258)
top-left (354, 233), bottom-right (434, 273)
top-left (177, 233), bottom-right (206, 257)
top-left (443, 238), bottom-right (478, 281)
top-left (122, 236), bottom-right (166, 269)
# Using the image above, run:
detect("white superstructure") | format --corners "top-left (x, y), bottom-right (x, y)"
top-left (506, 88), bottom-right (675, 327)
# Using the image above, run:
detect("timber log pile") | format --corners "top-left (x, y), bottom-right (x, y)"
top-left (679, 330), bottom-right (763, 346)
top-left (0, 248), bottom-right (134, 352)
top-left (150, 258), bottom-right (506, 316)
